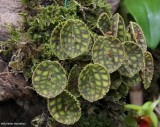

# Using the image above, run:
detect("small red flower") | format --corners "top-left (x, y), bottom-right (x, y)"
top-left (136, 115), bottom-right (152, 127)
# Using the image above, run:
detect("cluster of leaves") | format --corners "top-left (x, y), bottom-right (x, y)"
top-left (120, 0), bottom-right (160, 49)
top-left (0, 0), bottom-right (154, 126)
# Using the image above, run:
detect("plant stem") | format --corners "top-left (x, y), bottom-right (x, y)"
top-left (124, 104), bottom-right (142, 111)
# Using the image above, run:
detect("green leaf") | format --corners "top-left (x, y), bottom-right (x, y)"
top-left (50, 23), bottom-right (70, 60)
top-left (32, 61), bottom-right (67, 98)
top-left (141, 51), bottom-right (154, 89)
top-left (117, 15), bottom-right (126, 42)
top-left (92, 36), bottom-right (125, 73)
top-left (110, 13), bottom-right (126, 42)
top-left (128, 22), bottom-right (147, 52)
top-left (110, 13), bottom-right (119, 37)
top-left (124, 114), bottom-right (137, 127)
top-left (150, 112), bottom-right (158, 127)
top-left (48, 90), bottom-right (81, 125)
top-left (67, 65), bottom-right (82, 97)
top-left (118, 41), bottom-right (144, 77)
top-left (97, 12), bottom-right (111, 35)
top-left (122, 73), bottom-right (141, 87)
top-left (110, 71), bottom-right (122, 89)
top-left (148, 100), bottom-right (160, 127)
top-left (141, 100), bottom-right (159, 127)
top-left (150, 100), bottom-right (160, 111)
top-left (121, 0), bottom-right (160, 49)
top-left (60, 19), bottom-right (91, 58)
top-left (142, 101), bottom-right (152, 113)
top-left (78, 63), bottom-right (110, 102)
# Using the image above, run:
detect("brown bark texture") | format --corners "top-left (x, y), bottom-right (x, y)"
top-left (0, 60), bottom-right (32, 101)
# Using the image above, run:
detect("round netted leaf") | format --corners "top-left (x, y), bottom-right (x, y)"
top-left (141, 51), bottom-right (154, 89)
top-left (118, 15), bottom-right (125, 42)
top-left (92, 36), bottom-right (125, 73)
top-left (67, 65), bottom-right (82, 97)
top-left (111, 13), bottom-right (119, 37)
top-left (50, 23), bottom-right (70, 60)
top-left (97, 13), bottom-right (111, 34)
top-left (60, 19), bottom-right (91, 58)
top-left (111, 13), bottom-right (125, 42)
top-left (129, 22), bottom-right (147, 52)
top-left (122, 73), bottom-right (141, 87)
top-left (110, 71), bottom-right (122, 89)
top-left (78, 63), bottom-right (110, 102)
top-left (32, 61), bottom-right (67, 98)
top-left (118, 41), bottom-right (144, 77)
top-left (48, 91), bottom-right (81, 125)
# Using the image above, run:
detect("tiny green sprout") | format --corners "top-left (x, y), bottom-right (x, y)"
top-left (124, 100), bottom-right (160, 127)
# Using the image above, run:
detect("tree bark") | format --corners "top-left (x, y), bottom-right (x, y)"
top-left (0, 60), bottom-right (33, 101)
